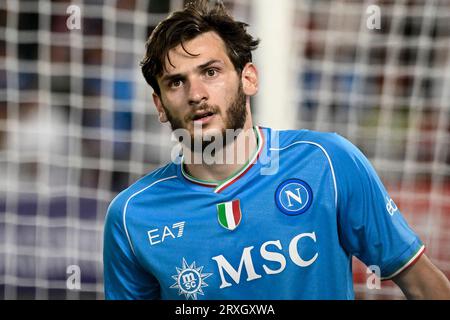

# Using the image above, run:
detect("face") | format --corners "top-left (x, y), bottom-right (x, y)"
top-left (152, 31), bottom-right (258, 150)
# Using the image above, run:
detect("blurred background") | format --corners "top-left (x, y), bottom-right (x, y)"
top-left (0, 0), bottom-right (449, 299)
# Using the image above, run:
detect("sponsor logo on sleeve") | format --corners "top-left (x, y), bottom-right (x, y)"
top-left (147, 221), bottom-right (185, 246)
top-left (385, 197), bottom-right (398, 216)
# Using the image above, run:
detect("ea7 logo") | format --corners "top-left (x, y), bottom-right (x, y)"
top-left (148, 221), bottom-right (185, 246)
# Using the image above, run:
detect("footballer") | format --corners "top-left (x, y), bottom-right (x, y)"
top-left (103, 0), bottom-right (450, 300)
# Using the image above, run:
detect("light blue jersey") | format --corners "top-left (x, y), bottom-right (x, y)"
top-left (103, 126), bottom-right (424, 300)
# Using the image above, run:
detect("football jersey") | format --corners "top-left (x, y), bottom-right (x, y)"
top-left (103, 126), bottom-right (424, 300)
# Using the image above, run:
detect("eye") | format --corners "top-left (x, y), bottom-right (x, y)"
top-left (205, 68), bottom-right (217, 77)
top-left (170, 79), bottom-right (183, 88)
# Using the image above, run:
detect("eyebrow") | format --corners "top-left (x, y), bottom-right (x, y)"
top-left (160, 59), bottom-right (224, 84)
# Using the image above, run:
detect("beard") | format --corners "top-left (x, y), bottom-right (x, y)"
top-left (162, 82), bottom-right (247, 153)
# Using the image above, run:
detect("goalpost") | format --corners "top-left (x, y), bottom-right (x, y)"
top-left (0, 0), bottom-right (448, 300)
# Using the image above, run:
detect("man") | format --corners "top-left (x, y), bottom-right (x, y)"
top-left (103, 0), bottom-right (450, 299)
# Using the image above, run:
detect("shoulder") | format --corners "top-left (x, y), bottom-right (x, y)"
top-left (295, 130), bottom-right (370, 173)
top-left (267, 128), bottom-right (370, 183)
top-left (267, 127), bottom-right (358, 158)
top-left (105, 163), bottom-right (178, 225)
top-left (300, 130), bottom-right (363, 161)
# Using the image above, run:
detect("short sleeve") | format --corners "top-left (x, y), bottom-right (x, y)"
top-left (325, 133), bottom-right (424, 279)
top-left (103, 195), bottom-right (160, 299)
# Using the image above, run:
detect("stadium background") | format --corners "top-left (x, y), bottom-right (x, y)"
top-left (0, 0), bottom-right (449, 299)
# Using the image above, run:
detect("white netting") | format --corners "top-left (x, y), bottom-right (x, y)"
top-left (0, 0), bottom-right (178, 299)
top-left (0, 0), bottom-right (448, 299)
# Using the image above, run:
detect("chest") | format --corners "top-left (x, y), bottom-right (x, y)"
top-left (127, 153), bottom-right (339, 298)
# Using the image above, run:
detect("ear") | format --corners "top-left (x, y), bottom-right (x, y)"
top-left (241, 62), bottom-right (258, 96)
top-left (152, 92), bottom-right (168, 123)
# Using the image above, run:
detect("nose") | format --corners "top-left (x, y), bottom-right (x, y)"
top-left (187, 77), bottom-right (208, 106)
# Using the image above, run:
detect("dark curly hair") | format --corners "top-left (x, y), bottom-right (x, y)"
top-left (140, 0), bottom-right (260, 96)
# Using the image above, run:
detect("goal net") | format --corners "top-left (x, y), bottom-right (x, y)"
top-left (0, 0), bottom-right (448, 300)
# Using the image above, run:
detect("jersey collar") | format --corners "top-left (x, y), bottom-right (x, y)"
top-left (180, 126), bottom-right (264, 193)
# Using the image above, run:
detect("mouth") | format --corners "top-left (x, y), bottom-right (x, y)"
top-left (192, 111), bottom-right (216, 124)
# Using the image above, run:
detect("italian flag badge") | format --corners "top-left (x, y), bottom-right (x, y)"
top-left (217, 199), bottom-right (242, 231)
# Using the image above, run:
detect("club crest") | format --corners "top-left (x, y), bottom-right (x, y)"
top-left (275, 179), bottom-right (313, 216)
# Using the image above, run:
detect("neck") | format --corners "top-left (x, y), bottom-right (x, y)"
top-left (182, 123), bottom-right (258, 183)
